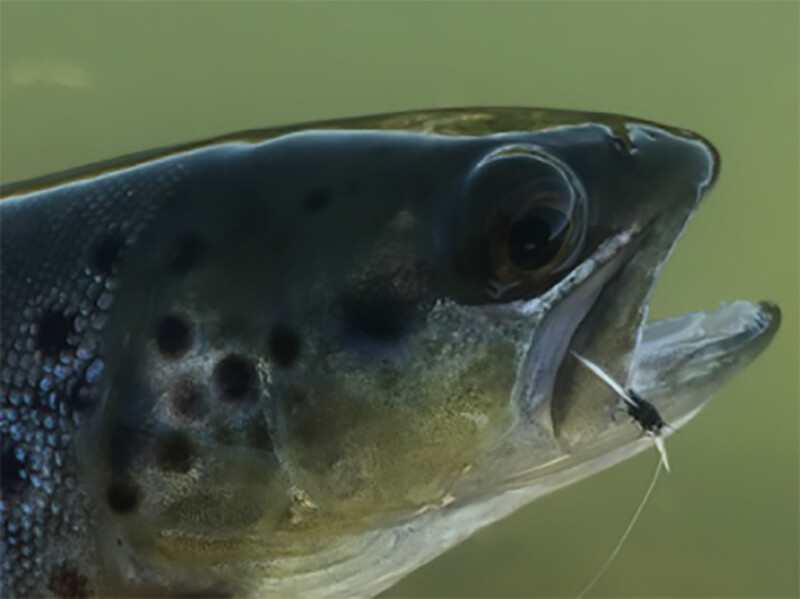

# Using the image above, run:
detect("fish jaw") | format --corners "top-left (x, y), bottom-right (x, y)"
top-left (226, 122), bottom-right (779, 598)
top-left (246, 301), bottom-right (780, 599)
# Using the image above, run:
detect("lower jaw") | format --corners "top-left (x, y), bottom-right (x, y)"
top-left (629, 299), bottom-right (780, 423)
top-left (500, 298), bottom-right (779, 493)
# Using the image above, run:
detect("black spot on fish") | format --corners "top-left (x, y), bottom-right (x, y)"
top-left (302, 188), bottom-right (332, 213)
top-left (155, 432), bottom-right (196, 473)
top-left (214, 354), bottom-right (256, 400)
top-left (155, 314), bottom-right (192, 357)
top-left (47, 562), bottom-right (90, 598)
top-left (1, 437), bottom-right (26, 498)
top-left (36, 310), bottom-right (73, 356)
top-left (170, 233), bottom-right (205, 272)
top-left (106, 478), bottom-right (140, 514)
top-left (171, 380), bottom-right (204, 419)
top-left (89, 232), bottom-right (125, 276)
top-left (267, 326), bottom-right (300, 367)
top-left (341, 294), bottom-right (412, 342)
top-left (626, 389), bottom-right (665, 434)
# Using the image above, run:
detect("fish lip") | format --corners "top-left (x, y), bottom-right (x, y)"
top-left (490, 300), bottom-right (781, 496)
top-left (629, 299), bottom-right (781, 424)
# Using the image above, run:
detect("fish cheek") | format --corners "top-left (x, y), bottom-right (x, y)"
top-left (99, 424), bottom-right (293, 586)
top-left (93, 344), bottom-right (292, 583)
top-left (275, 326), bottom-right (518, 523)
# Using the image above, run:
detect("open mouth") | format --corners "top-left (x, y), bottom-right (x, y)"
top-left (547, 219), bottom-right (781, 453)
top-left (506, 189), bottom-right (780, 473)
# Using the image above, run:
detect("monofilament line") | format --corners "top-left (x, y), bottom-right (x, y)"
top-left (576, 457), bottom-right (664, 598)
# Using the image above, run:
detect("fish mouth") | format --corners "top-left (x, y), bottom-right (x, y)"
top-left (497, 123), bottom-right (781, 483)
top-left (628, 299), bottom-right (780, 426)
top-left (493, 225), bottom-right (780, 494)
top-left (538, 228), bottom-right (779, 441)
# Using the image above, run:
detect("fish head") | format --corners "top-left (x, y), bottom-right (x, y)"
top-left (246, 117), bottom-right (718, 515)
top-left (82, 109), bottom-right (778, 596)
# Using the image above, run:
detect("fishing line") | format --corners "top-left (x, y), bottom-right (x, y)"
top-left (570, 351), bottom-right (672, 597)
top-left (576, 456), bottom-right (664, 599)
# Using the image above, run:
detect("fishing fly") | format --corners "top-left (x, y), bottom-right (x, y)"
top-left (571, 351), bottom-right (671, 472)
top-left (576, 456), bottom-right (665, 598)
top-left (571, 351), bottom-right (671, 598)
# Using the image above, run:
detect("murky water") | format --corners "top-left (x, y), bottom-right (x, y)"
top-left (2, 2), bottom-right (797, 597)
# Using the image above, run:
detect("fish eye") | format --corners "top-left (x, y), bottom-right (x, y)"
top-left (468, 147), bottom-right (586, 288)
top-left (494, 189), bottom-right (575, 274)
top-left (508, 200), bottom-right (569, 269)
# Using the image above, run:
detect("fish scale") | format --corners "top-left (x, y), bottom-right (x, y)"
top-left (1, 166), bottom-right (183, 596)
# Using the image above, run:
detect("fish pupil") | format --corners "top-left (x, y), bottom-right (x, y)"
top-left (507, 206), bottom-right (568, 270)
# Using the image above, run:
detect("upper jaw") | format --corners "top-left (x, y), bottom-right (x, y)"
top-left (630, 299), bottom-right (781, 424)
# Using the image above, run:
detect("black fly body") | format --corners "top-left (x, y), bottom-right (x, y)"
top-left (570, 351), bottom-right (671, 472)
top-left (624, 388), bottom-right (666, 436)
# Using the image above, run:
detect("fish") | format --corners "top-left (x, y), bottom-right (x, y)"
top-left (0, 107), bottom-right (781, 598)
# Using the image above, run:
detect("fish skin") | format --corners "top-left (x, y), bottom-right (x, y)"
top-left (0, 108), bottom-right (775, 597)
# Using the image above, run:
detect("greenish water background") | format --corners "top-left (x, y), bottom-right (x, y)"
top-left (1, 2), bottom-right (797, 597)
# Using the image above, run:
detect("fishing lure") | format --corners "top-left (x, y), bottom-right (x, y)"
top-left (570, 350), bottom-right (671, 598)
top-left (571, 351), bottom-right (671, 472)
